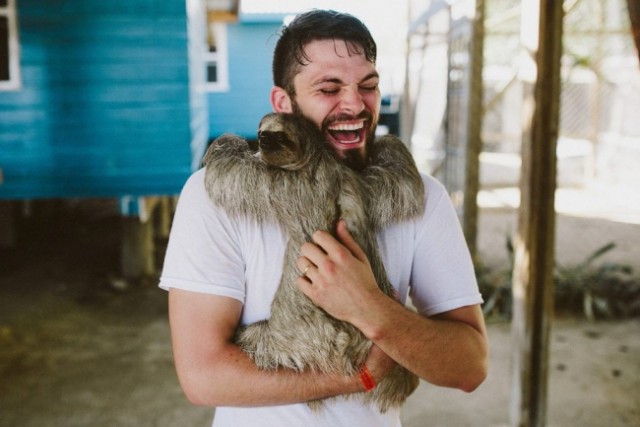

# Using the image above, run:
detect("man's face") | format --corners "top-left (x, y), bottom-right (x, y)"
top-left (277, 39), bottom-right (381, 168)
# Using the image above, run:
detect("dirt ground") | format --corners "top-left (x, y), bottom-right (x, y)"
top-left (0, 197), bottom-right (639, 427)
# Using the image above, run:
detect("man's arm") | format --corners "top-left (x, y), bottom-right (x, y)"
top-left (296, 220), bottom-right (488, 392)
top-left (168, 288), bottom-right (394, 407)
top-left (352, 300), bottom-right (487, 392)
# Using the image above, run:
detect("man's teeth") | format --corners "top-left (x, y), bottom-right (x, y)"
top-left (328, 122), bottom-right (363, 131)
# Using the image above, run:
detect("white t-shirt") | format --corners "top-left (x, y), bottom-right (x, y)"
top-left (159, 168), bottom-right (482, 427)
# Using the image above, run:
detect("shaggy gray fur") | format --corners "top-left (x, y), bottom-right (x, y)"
top-left (203, 113), bottom-right (424, 412)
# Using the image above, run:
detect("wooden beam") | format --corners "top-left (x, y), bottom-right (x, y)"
top-left (0, 201), bottom-right (15, 248)
top-left (208, 10), bottom-right (239, 23)
top-left (627, 0), bottom-right (640, 66)
top-left (121, 216), bottom-right (155, 280)
top-left (462, 0), bottom-right (486, 258)
top-left (119, 196), bottom-right (165, 280)
top-left (509, 1), bottom-right (564, 426)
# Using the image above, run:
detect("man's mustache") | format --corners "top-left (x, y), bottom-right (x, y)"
top-left (323, 111), bottom-right (373, 128)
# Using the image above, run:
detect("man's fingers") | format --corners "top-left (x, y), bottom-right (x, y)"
top-left (299, 238), bottom-right (327, 258)
top-left (301, 221), bottom-right (370, 269)
top-left (296, 257), bottom-right (316, 278)
top-left (335, 219), bottom-right (368, 262)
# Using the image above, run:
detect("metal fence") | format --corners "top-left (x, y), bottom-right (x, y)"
top-left (479, 0), bottom-right (640, 269)
top-left (409, 0), bottom-right (640, 269)
top-left (480, 0), bottom-right (640, 189)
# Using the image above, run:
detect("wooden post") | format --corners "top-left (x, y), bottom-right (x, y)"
top-left (462, 0), bottom-right (486, 258)
top-left (509, 1), bottom-right (563, 426)
top-left (154, 196), bottom-right (174, 240)
top-left (120, 197), bottom-right (164, 280)
top-left (121, 216), bottom-right (155, 280)
top-left (0, 168), bottom-right (12, 248)
top-left (401, 0), bottom-right (414, 147)
top-left (0, 201), bottom-right (15, 248)
top-left (627, 0), bottom-right (640, 65)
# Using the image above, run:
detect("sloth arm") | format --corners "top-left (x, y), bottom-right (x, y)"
top-left (168, 288), bottom-right (393, 407)
top-left (297, 221), bottom-right (488, 393)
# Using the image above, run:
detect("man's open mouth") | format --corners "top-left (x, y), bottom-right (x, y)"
top-left (326, 120), bottom-right (366, 148)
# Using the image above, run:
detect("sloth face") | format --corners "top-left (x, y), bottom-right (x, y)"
top-left (257, 113), bottom-right (320, 170)
top-left (258, 129), bottom-right (303, 168)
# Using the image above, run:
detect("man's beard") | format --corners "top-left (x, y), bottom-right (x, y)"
top-left (290, 101), bottom-right (377, 171)
top-left (338, 148), bottom-right (369, 171)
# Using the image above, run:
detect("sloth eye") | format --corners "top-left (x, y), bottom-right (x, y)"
top-left (259, 131), bottom-right (289, 146)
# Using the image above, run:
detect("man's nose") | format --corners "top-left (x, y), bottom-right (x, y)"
top-left (338, 86), bottom-right (365, 115)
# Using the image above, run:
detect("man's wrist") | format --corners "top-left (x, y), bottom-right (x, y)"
top-left (353, 291), bottom-right (396, 341)
top-left (358, 364), bottom-right (376, 392)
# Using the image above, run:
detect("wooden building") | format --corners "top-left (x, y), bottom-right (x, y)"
top-left (0, 1), bottom-right (289, 273)
top-left (207, 11), bottom-right (281, 140)
top-left (0, 0), bottom-right (210, 199)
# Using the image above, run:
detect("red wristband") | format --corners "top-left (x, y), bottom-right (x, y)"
top-left (359, 364), bottom-right (376, 392)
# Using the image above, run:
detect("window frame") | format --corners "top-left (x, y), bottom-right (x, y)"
top-left (204, 21), bottom-right (229, 92)
top-left (0, 0), bottom-right (21, 91)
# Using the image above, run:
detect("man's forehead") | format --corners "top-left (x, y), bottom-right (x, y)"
top-left (301, 38), bottom-right (373, 62)
top-left (296, 41), bottom-right (377, 76)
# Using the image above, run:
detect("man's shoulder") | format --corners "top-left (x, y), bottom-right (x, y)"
top-left (418, 172), bottom-right (448, 213)
top-left (184, 167), bottom-right (206, 188)
top-left (177, 168), bottom-right (207, 200)
top-left (420, 172), bottom-right (445, 193)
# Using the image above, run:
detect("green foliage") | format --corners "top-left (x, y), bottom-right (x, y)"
top-left (477, 238), bottom-right (640, 321)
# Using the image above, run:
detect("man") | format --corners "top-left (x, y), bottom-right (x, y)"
top-left (160, 9), bottom-right (488, 427)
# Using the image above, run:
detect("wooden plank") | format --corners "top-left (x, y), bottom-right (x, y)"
top-left (0, 0), bottom-right (200, 199)
top-left (208, 10), bottom-right (238, 22)
top-left (208, 23), bottom-right (278, 139)
top-left (121, 214), bottom-right (155, 279)
top-left (626, 0), bottom-right (640, 65)
top-left (509, 1), bottom-right (564, 426)
top-left (0, 200), bottom-right (15, 248)
top-left (462, 0), bottom-right (486, 258)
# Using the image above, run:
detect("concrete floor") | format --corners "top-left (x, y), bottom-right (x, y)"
top-left (1, 200), bottom-right (639, 427)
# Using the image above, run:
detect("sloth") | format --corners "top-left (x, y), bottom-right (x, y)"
top-left (203, 112), bottom-right (424, 412)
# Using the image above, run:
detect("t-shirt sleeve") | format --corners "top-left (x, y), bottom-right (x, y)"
top-left (409, 176), bottom-right (483, 316)
top-left (158, 168), bottom-right (246, 302)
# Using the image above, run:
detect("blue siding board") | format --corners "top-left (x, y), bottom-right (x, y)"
top-left (4, 172), bottom-right (189, 199)
top-left (35, 63), bottom-right (191, 84)
top-left (21, 0), bottom-right (188, 17)
top-left (0, 0), bottom-right (206, 199)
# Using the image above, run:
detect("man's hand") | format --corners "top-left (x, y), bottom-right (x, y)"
top-left (296, 220), bottom-right (488, 392)
top-left (295, 220), bottom-right (399, 388)
top-left (295, 219), bottom-right (384, 325)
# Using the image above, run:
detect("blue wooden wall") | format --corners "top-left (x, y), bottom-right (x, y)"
top-left (208, 21), bottom-right (280, 140)
top-left (0, 0), bottom-right (207, 199)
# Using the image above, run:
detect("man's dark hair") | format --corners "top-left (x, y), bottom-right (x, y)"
top-left (272, 9), bottom-right (377, 96)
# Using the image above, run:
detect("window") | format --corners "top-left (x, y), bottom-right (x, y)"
top-left (205, 22), bottom-right (229, 92)
top-left (0, 0), bottom-right (20, 90)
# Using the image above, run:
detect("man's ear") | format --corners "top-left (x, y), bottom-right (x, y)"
top-left (270, 86), bottom-right (293, 113)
